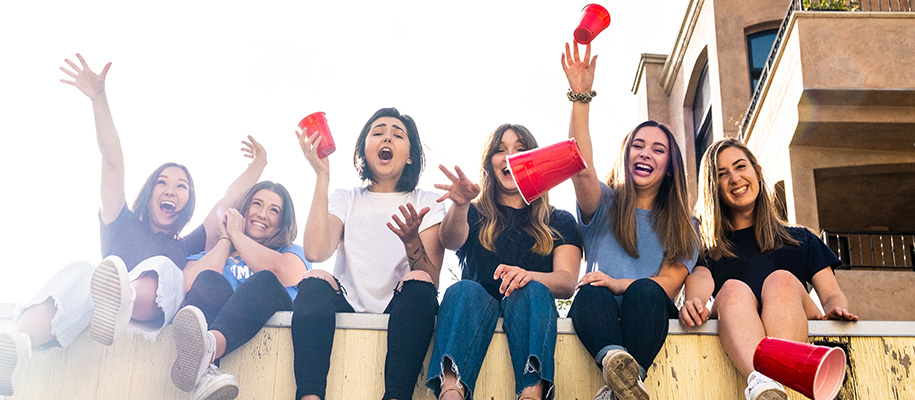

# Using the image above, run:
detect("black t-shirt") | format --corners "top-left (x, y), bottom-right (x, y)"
top-left (456, 203), bottom-right (583, 300)
top-left (100, 205), bottom-right (207, 271)
top-left (700, 226), bottom-right (841, 302)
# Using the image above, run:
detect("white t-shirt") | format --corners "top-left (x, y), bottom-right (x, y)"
top-left (328, 187), bottom-right (445, 313)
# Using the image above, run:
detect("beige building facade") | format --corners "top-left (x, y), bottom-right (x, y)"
top-left (633, 0), bottom-right (915, 319)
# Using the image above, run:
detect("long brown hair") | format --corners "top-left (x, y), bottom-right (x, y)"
top-left (606, 121), bottom-right (697, 262)
top-left (696, 138), bottom-right (798, 259)
top-left (475, 124), bottom-right (556, 256)
top-left (235, 181), bottom-right (297, 251)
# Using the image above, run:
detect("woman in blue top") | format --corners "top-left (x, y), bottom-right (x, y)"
top-left (562, 42), bottom-right (699, 400)
top-left (425, 124), bottom-right (582, 400)
top-left (679, 139), bottom-right (857, 400)
top-left (169, 181), bottom-right (309, 400)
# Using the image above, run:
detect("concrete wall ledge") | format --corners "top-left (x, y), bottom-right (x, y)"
top-left (266, 311), bottom-right (915, 337)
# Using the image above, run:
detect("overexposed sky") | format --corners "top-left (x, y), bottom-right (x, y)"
top-left (0, 0), bottom-right (687, 303)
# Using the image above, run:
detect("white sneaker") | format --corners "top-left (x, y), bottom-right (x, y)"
top-left (745, 371), bottom-right (788, 400)
top-left (0, 324), bottom-right (32, 396)
top-left (171, 306), bottom-right (216, 392)
top-left (601, 349), bottom-right (648, 400)
top-left (593, 385), bottom-right (618, 400)
top-left (190, 364), bottom-right (238, 400)
top-left (90, 256), bottom-right (135, 346)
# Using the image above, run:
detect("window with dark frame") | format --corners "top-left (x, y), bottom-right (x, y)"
top-left (747, 29), bottom-right (778, 92)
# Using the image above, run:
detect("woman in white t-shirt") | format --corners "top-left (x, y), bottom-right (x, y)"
top-left (292, 107), bottom-right (445, 400)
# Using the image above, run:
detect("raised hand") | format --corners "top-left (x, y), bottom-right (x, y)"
top-left (297, 129), bottom-right (330, 175)
top-left (387, 203), bottom-right (429, 246)
top-left (494, 264), bottom-right (534, 297)
top-left (59, 53), bottom-right (111, 101)
top-left (242, 135), bottom-right (267, 164)
top-left (435, 164), bottom-right (480, 205)
top-left (679, 297), bottom-right (711, 329)
top-left (561, 41), bottom-right (598, 93)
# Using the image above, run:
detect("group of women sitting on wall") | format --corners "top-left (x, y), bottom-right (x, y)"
top-left (0, 41), bottom-right (857, 400)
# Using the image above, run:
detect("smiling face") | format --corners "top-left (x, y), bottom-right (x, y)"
top-left (146, 166), bottom-right (191, 234)
top-left (363, 116), bottom-right (412, 188)
top-left (627, 126), bottom-right (671, 199)
top-left (490, 129), bottom-right (527, 194)
top-left (715, 145), bottom-right (761, 216)
top-left (244, 189), bottom-right (283, 243)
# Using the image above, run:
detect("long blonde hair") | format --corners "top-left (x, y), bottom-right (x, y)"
top-left (606, 121), bottom-right (697, 263)
top-left (696, 138), bottom-right (798, 260)
top-left (475, 124), bottom-right (556, 256)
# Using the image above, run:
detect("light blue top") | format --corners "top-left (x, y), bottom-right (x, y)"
top-left (577, 182), bottom-right (697, 281)
top-left (188, 244), bottom-right (310, 300)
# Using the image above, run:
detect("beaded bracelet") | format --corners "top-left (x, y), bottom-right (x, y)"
top-left (567, 89), bottom-right (597, 103)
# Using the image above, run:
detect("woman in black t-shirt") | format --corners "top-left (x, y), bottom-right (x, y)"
top-left (679, 139), bottom-right (857, 400)
top-left (424, 124), bottom-right (582, 400)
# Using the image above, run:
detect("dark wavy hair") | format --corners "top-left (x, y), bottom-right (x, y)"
top-left (235, 181), bottom-right (297, 251)
top-left (353, 107), bottom-right (425, 192)
top-left (132, 162), bottom-right (196, 238)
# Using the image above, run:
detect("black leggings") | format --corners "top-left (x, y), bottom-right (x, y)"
top-left (291, 277), bottom-right (438, 400)
top-left (183, 270), bottom-right (293, 357)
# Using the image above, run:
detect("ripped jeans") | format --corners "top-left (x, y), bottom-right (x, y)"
top-left (425, 280), bottom-right (558, 399)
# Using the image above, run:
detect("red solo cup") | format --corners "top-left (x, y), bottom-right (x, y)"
top-left (507, 138), bottom-right (587, 205)
top-left (753, 337), bottom-right (847, 400)
top-left (298, 112), bottom-right (336, 158)
top-left (574, 4), bottom-right (611, 44)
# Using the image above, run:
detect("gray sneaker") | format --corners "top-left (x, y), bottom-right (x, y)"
top-left (171, 306), bottom-right (216, 392)
top-left (601, 350), bottom-right (648, 400)
top-left (90, 256), bottom-right (134, 346)
top-left (593, 385), bottom-right (618, 400)
top-left (745, 371), bottom-right (788, 400)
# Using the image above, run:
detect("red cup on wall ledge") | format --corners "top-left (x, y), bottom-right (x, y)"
top-left (574, 4), bottom-right (611, 44)
top-left (298, 112), bottom-right (336, 158)
top-left (507, 138), bottom-right (587, 205)
top-left (753, 337), bottom-right (847, 400)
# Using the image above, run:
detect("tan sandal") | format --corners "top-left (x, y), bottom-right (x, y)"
top-left (439, 383), bottom-right (465, 400)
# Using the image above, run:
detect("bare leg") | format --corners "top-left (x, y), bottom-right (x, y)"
top-left (15, 299), bottom-right (55, 348)
top-left (300, 396), bottom-right (320, 400)
top-left (439, 358), bottom-right (465, 400)
top-left (131, 274), bottom-right (164, 322)
top-left (519, 380), bottom-right (545, 399)
top-left (211, 330), bottom-right (227, 361)
top-left (714, 280), bottom-right (763, 378)
top-left (760, 270), bottom-right (819, 342)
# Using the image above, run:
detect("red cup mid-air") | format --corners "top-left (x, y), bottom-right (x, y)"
top-left (507, 138), bottom-right (587, 205)
top-left (574, 4), bottom-right (611, 44)
top-left (298, 112), bottom-right (336, 158)
top-left (753, 337), bottom-right (847, 400)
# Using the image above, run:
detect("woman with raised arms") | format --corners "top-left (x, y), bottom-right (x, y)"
top-left (562, 42), bottom-right (699, 400)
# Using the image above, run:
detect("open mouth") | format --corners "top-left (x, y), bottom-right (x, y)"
top-left (502, 167), bottom-right (511, 177)
top-left (634, 163), bottom-right (654, 174)
top-left (160, 200), bottom-right (177, 212)
top-left (378, 147), bottom-right (393, 161)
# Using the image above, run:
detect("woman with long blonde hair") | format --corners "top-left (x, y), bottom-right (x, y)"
top-left (562, 41), bottom-right (698, 400)
top-left (679, 139), bottom-right (856, 400)
top-left (425, 124), bottom-right (582, 400)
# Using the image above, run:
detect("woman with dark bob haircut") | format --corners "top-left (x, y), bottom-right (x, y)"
top-left (293, 107), bottom-right (445, 400)
top-left (170, 181), bottom-right (310, 399)
top-left (0, 54), bottom-right (266, 397)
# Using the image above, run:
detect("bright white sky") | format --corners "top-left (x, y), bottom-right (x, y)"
top-left (0, 1), bottom-right (687, 303)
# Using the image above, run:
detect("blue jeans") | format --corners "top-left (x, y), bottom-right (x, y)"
top-left (567, 278), bottom-right (677, 375)
top-left (426, 280), bottom-right (559, 399)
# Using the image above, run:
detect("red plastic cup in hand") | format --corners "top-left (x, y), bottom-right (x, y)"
top-left (753, 337), bottom-right (847, 400)
top-left (298, 112), bottom-right (336, 158)
top-left (507, 138), bottom-right (587, 205)
top-left (574, 4), bottom-right (611, 44)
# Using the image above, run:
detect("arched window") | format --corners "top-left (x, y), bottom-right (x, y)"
top-left (747, 29), bottom-right (778, 91)
top-left (692, 62), bottom-right (712, 171)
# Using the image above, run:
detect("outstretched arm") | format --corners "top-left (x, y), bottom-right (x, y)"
top-left (298, 131), bottom-right (343, 262)
top-left (561, 42), bottom-right (602, 222)
top-left (203, 136), bottom-right (267, 250)
top-left (434, 164), bottom-right (480, 250)
top-left (60, 53), bottom-right (124, 224)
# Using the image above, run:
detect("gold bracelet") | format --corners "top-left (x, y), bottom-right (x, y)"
top-left (567, 89), bottom-right (597, 103)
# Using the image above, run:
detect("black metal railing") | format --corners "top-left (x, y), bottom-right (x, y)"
top-left (738, 0), bottom-right (913, 140)
top-left (821, 229), bottom-right (915, 270)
